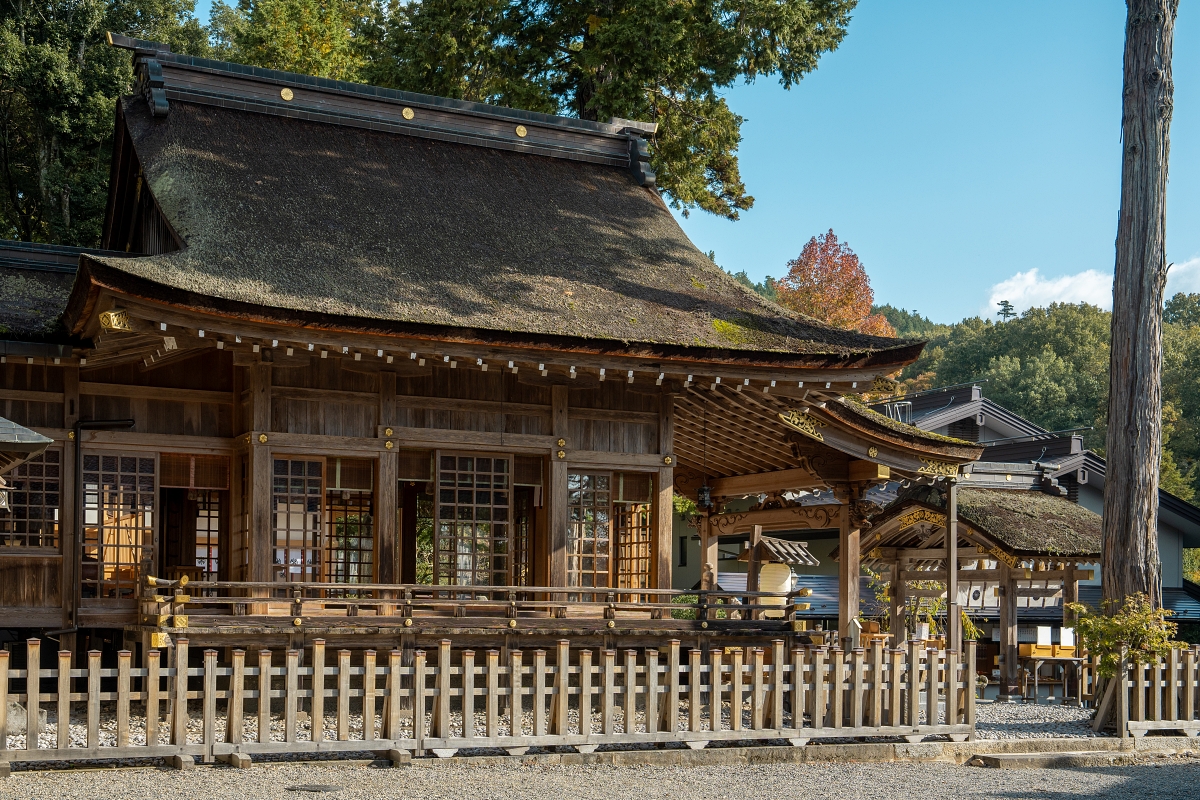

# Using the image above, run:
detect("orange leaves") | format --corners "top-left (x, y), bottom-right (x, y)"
top-left (775, 229), bottom-right (896, 337)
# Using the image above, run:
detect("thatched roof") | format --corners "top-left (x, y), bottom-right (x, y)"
top-left (872, 484), bottom-right (1102, 558)
top-left (0, 416), bottom-right (53, 473)
top-left (68, 44), bottom-right (928, 366)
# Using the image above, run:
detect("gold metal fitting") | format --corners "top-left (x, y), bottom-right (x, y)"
top-left (867, 446), bottom-right (878, 458)
top-left (179, 574), bottom-right (188, 587)
top-left (258, 433), bottom-right (268, 444)
top-left (606, 620), bottom-right (615, 629)
top-left (404, 618), bottom-right (413, 627)
top-left (292, 617), bottom-right (302, 626)
top-left (515, 125), bottom-right (528, 138)
top-left (280, 88), bottom-right (294, 101)
top-left (701, 621), bottom-right (708, 629)
top-left (385, 427), bottom-right (394, 437)
top-left (508, 619), bottom-right (517, 628)
top-left (385, 441), bottom-right (394, 450)
top-left (556, 438), bottom-right (566, 447)
top-left (67, 431), bottom-right (75, 440)
top-left (557, 450), bottom-right (566, 459)
top-left (663, 456), bottom-right (673, 465)
top-left (402, 107), bottom-right (414, 120)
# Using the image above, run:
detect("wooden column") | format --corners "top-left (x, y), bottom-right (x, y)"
top-left (946, 480), bottom-right (961, 650)
top-left (1063, 566), bottom-right (1079, 628)
top-left (248, 364), bottom-right (273, 583)
top-left (837, 486), bottom-right (860, 644)
top-left (548, 385), bottom-right (569, 588)
top-left (889, 561), bottom-right (905, 644)
top-left (654, 392), bottom-right (674, 590)
top-left (700, 513), bottom-right (717, 591)
top-left (376, 372), bottom-right (398, 584)
top-left (61, 364), bottom-right (79, 648)
top-left (746, 524), bottom-right (763, 593)
top-left (999, 565), bottom-right (1020, 699)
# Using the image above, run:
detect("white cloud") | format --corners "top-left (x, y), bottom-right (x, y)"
top-left (984, 268), bottom-right (1112, 317)
top-left (1167, 257), bottom-right (1200, 296)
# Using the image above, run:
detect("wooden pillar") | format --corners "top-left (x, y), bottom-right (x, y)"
top-left (654, 392), bottom-right (674, 590)
top-left (700, 513), bottom-right (717, 591)
top-left (248, 364), bottom-right (273, 583)
top-left (1063, 566), bottom-right (1079, 628)
top-left (889, 561), bottom-right (905, 644)
top-left (376, 451), bottom-right (398, 584)
top-left (548, 385), bottom-right (569, 588)
top-left (746, 524), bottom-right (763, 593)
top-left (61, 363), bottom-right (80, 642)
top-left (837, 486), bottom-right (860, 644)
top-left (999, 564), bottom-right (1020, 699)
top-left (946, 480), bottom-right (961, 650)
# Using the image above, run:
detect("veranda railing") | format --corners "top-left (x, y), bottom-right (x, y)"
top-left (0, 638), bottom-right (975, 767)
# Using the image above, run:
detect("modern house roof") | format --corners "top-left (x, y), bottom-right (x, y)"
top-left (55, 36), bottom-right (930, 371)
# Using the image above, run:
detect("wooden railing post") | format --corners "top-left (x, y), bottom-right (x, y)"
top-left (553, 641), bottom-right (570, 736)
top-left (285, 649), bottom-right (300, 743)
top-left (485, 650), bottom-right (499, 739)
top-left (26, 639), bottom-right (40, 751)
top-left (385, 649), bottom-right (402, 740)
top-left (462, 650), bottom-right (476, 739)
top-left (228, 650), bottom-right (245, 744)
top-left (1167, 647), bottom-right (1180, 722)
top-left (0, 649), bottom-right (8, 748)
top-left (810, 647), bottom-right (825, 733)
top-left (364, 649), bottom-right (378, 741)
top-left (257, 649), bottom-right (272, 744)
top-left (828, 646), bottom-right (844, 729)
top-left (965, 640), bottom-right (977, 732)
top-left (310, 640), bottom-right (325, 743)
top-left (750, 647), bottom-right (765, 731)
top-left (579, 649), bottom-right (594, 736)
top-left (661, 640), bottom-right (680, 734)
top-left (1117, 644), bottom-right (1130, 739)
top-left (147, 649), bottom-right (162, 747)
top-left (729, 647), bottom-right (744, 732)
top-left (869, 640), bottom-right (883, 729)
top-left (337, 649), bottom-right (351, 741)
top-left (622, 649), bottom-right (637, 734)
top-left (56, 650), bottom-right (70, 750)
top-left (687, 648), bottom-right (702, 733)
top-left (645, 647), bottom-right (660, 734)
top-left (945, 648), bottom-right (959, 728)
top-left (413, 649), bottom-right (427, 755)
top-left (850, 648), bottom-right (864, 729)
top-left (534, 649), bottom-right (548, 737)
top-left (790, 647), bottom-right (805, 733)
top-left (436, 641), bottom-right (451, 739)
top-left (1185, 646), bottom-right (1197, 723)
top-left (510, 650), bottom-right (524, 737)
top-left (601, 650), bottom-right (616, 735)
top-left (203, 649), bottom-right (218, 760)
top-left (907, 640), bottom-right (921, 729)
top-left (925, 648), bottom-right (940, 728)
top-left (889, 648), bottom-right (903, 727)
top-left (171, 638), bottom-right (189, 746)
top-left (708, 649), bottom-right (723, 732)
top-left (87, 650), bottom-right (102, 749)
top-left (118, 650), bottom-right (132, 748)
top-left (770, 640), bottom-right (785, 730)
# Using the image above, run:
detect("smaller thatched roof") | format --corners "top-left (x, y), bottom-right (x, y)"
top-left (0, 417), bottom-right (53, 473)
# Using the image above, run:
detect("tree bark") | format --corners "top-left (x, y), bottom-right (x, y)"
top-left (1103, 0), bottom-right (1177, 609)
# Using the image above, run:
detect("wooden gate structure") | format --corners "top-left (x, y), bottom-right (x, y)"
top-left (0, 35), bottom-right (982, 670)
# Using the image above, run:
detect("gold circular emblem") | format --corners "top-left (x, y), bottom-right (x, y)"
top-left (402, 107), bottom-right (414, 120)
top-left (867, 446), bottom-right (878, 458)
top-left (258, 433), bottom-right (268, 444)
top-left (404, 618), bottom-right (413, 627)
top-left (556, 438), bottom-right (566, 447)
top-left (292, 617), bottom-right (302, 626)
top-left (557, 449), bottom-right (566, 459)
top-left (280, 88), bottom-right (294, 101)
top-left (515, 125), bottom-right (528, 138)
top-left (385, 441), bottom-right (394, 450)
top-left (606, 620), bottom-right (615, 629)
top-left (701, 621), bottom-right (709, 629)
top-left (663, 455), bottom-right (673, 465)
top-left (508, 619), bottom-right (517, 628)
top-left (385, 427), bottom-right (394, 437)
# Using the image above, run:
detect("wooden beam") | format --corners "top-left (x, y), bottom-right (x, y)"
top-left (709, 504), bottom-right (840, 536)
top-left (706, 467), bottom-right (827, 498)
top-left (79, 382), bottom-right (233, 405)
top-left (848, 460), bottom-right (890, 483)
top-left (0, 388), bottom-right (65, 403)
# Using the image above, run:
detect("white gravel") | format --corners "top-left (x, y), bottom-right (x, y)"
top-left (974, 701), bottom-right (1100, 740)
top-left (3, 759), bottom-right (1200, 800)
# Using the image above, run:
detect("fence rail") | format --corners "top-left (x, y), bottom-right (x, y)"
top-left (1117, 645), bottom-right (1200, 738)
top-left (0, 638), bottom-right (975, 766)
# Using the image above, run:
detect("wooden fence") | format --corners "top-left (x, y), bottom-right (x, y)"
top-left (0, 638), bottom-right (975, 766)
top-left (1116, 645), bottom-right (1200, 738)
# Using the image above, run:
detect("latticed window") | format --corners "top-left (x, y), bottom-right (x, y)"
top-left (194, 491), bottom-right (221, 581)
top-left (512, 488), bottom-right (533, 587)
top-left (325, 457), bottom-right (374, 586)
top-left (567, 472), bottom-right (612, 589)
top-left (81, 454), bottom-right (156, 600)
top-left (615, 472), bottom-right (654, 590)
top-left (272, 458), bottom-right (323, 582)
top-left (435, 453), bottom-right (511, 586)
top-left (0, 449), bottom-right (61, 548)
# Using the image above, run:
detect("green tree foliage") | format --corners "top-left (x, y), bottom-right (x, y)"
top-left (871, 304), bottom-right (949, 338)
top-left (362, 0), bottom-right (859, 219)
top-left (1066, 593), bottom-right (1176, 678)
top-left (0, 0), bottom-right (207, 245)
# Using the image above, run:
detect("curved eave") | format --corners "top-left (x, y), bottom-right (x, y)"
top-left (66, 256), bottom-right (928, 371)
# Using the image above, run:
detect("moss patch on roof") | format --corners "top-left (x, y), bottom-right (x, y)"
top-left (89, 97), bottom-right (927, 360)
top-left (838, 397), bottom-right (975, 446)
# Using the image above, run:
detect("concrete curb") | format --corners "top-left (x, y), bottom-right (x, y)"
top-left (402, 737), bottom-right (1200, 769)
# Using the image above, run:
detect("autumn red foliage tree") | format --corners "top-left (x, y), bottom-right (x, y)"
top-left (775, 229), bottom-right (895, 336)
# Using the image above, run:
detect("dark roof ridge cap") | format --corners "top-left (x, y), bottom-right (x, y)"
top-left (0, 238), bottom-right (130, 259)
top-left (108, 33), bottom-right (651, 139)
top-left (71, 254), bottom-right (928, 369)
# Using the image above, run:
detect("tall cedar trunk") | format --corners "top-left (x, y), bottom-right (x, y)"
top-left (1102, 0), bottom-right (1176, 609)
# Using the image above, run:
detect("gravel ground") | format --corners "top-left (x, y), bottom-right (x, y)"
top-left (974, 702), bottom-right (1100, 740)
top-left (3, 759), bottom-right (1200, 800)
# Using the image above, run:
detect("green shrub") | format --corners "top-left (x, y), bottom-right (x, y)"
top-left (1066, 592), bottom-right (1177, 678)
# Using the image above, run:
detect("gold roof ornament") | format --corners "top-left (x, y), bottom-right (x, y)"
top-left (778, 409), bottom-right (824, 442)
top-left (280, 88), bottom-right (294, 101)
top-left (402, 107), bottom-right (414, 120)
top-left (515, 124), bottom-right (528, 138)
top-left (917, 457), bottom-right (958, 477)
top-left (99, 309), bottom-right (132, 333)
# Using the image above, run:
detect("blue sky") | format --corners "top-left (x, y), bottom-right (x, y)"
top-left (191, 1), bottom-right (1199, 324)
